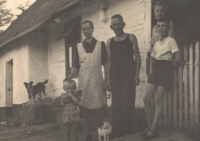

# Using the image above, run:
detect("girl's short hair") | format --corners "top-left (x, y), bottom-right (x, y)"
top-left (157, 18), bottom-right (170, 26)
top-left (81, 20), bottom-right (94, 29)
top-left (63, 78), bottom-right (77, 89)
top-left (153, 1), bottom-right (169, 14)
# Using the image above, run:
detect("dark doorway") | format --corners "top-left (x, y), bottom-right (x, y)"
top-left (152, 0), bottom-right (200, 44)
top-left (5, 59), bottom-right (13, 117)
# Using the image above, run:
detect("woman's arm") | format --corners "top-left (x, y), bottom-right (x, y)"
top-left (68, 67), bottom-right (79, 80)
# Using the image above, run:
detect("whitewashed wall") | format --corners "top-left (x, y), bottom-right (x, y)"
top-left (0, 31), bottom-right (49, 106)
top-left (47, 0), bottom-right (149, 107)
top-left (28, 31), bottom-right (49, 99)
top-left (47, 23), bottom-right (66, 98)
top-left (0, 37), bottom-right (29, 106)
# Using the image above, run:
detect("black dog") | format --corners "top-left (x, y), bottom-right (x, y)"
top-left (24, 80), bottom-right (48, 101)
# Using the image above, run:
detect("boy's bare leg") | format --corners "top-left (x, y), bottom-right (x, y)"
top-left (150, 86), bottom-right (167, 131)
top-left (65, 123), bottom-right (72, 141)
top-left (143, 83), bottom-right (157, 129)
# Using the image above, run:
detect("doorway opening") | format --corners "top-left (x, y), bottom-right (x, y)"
top-left (5, 59), bottom-right (13, 117)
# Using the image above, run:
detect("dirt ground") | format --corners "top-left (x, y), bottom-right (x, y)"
top-left (0, 123), bottom-right (195, 141)
top-left (0, 107), bottom-right (196, 141)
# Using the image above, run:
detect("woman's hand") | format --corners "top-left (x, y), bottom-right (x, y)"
top-left (134, 74), bottom-right (140, 86)
top-left (150, 56), bottom-right (155, 64)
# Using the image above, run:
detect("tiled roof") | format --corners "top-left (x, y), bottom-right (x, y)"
top-left (0, 0), bottom-right (79, 48)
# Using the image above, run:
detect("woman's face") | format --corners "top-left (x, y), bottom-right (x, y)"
top-left (82, 23), bottom-right (94, 39)
top-left (154, 5), bottom-right (166, 20)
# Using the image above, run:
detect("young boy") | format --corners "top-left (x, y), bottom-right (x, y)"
top-left (55, 78), bottom-right (81, 141)
top-left (142, 19), bottom-right (181, 140)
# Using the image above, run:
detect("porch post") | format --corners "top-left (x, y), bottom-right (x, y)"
top-left (65, 40), bottom-right (70, 77)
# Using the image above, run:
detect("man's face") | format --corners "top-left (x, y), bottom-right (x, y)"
top-left (156, 21), bottom-right (169, 36)
top-left (110, 17), bottom-right (124, 35)
top-left (154, 5), bottom-right (166, 20)
top-left (82, 23), bottom-right (93, 39)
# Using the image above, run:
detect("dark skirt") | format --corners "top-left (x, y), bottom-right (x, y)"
top-left (148, 60), bottom-right (173, 89)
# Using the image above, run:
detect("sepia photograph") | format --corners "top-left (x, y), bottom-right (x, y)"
top-left (0, 0), bottom-right (199, 141)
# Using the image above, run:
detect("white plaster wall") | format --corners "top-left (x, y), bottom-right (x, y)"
top-left (0, 38), bottom-right (29, 106)
top-left (47, 23), bottom-right (66, 98)
top-left (28, 31), bottom-right (49, 99)
top-left (47, 0), bottom-right (149, 107)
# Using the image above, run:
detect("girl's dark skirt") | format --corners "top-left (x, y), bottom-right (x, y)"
top-left (148, 60), bottom-right (174, 89)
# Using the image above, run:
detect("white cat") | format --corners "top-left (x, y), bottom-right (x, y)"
top-left (98, 121), bottom-right (112, 141)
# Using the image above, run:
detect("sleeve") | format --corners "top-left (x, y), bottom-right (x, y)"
top-left (72, 46), bottom-right (80, 69)
top-left (170, 38), bottom-right (179, 54)
top-left (75, 90), bottom-right (82, 99)
top-left (101, 41), bottom-right (108, 65)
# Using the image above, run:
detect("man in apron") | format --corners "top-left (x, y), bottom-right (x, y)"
top-left (68, 20), bottom-right (108, 141)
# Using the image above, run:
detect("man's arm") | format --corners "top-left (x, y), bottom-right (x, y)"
top-left (129, 34), bottom-right (141, 86)
top-left (105, 38), bottom-right (111, 90)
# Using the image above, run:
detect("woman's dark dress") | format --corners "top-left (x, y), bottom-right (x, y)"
top-left (110, 34), bottom-right (136, 137)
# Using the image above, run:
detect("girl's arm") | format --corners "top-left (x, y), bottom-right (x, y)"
top-left (68, 92), bottom-right (80, 105)
top-left (169, 21), bottom-right (175, 38)
top-left (173, 51), bottom-right (182, 67)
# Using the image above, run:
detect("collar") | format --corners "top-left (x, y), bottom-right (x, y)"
top-left (82, 37), bottom-right (96, 45)
top-left (159, 36), bottom-right (170, 42)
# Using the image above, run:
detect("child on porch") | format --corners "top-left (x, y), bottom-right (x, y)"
top-left (142, 19), bottom-right (181, 140)
top-left (60, 78), bottom-right (81, 141)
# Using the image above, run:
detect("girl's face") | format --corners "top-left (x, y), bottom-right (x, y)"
top-left (154, 5), bottom-right (166, 20)
top-left (156, 21), bottom-right (169, 37)
top-left (63, 82), bottom-right (76, 93)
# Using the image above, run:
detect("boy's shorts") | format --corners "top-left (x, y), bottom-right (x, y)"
top-left (148, 60), bottom-right (173, 89)
top-left (80, 105), bottom-right (108, 119)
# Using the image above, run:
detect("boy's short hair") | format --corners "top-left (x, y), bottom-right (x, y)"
top-left (63, 78), bottom-right (77, 89)
top-left (157, 18), bottom-right (170, 26)
top-left (153, 1), bottom-right (169, 14)
top-left (111, 14), bottom-right (124, 22)
top-left (81, 20), bottom-right (94, 29)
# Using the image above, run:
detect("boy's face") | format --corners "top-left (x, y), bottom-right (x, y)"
top-left (154, 5), bottom-right (166, 20)
top-left (63, 82), bottom-right (76, 93)
top-left (156, 21), bottom-right (169, 36)
top-left (82, 23), bottom-right (93, 39)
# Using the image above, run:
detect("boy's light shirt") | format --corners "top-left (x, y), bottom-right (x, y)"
top-left (151, 36), bottom-right (179, 61)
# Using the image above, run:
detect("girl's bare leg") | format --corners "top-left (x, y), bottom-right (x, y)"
top-left (143, 83), bottom-right (157, 129)
top-left (150, 86), bottom-right (167, 131)
top-left (70, 123), bottom-right (78, 141)
top-left (65, 123), bottom-right (72, 141)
